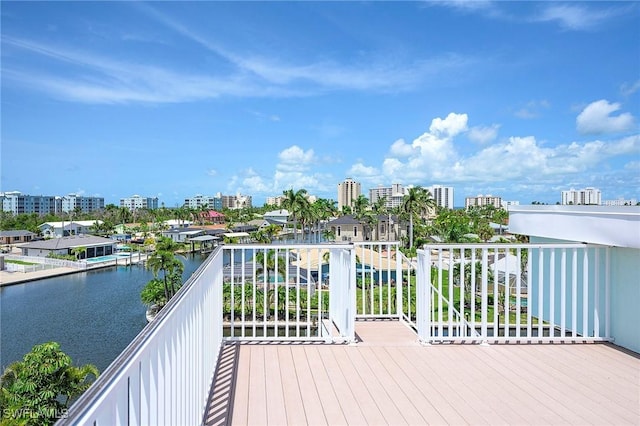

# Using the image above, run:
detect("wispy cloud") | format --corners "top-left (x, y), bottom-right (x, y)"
top-left (621, 80), bottom-right (640, 97)
top-left (532, 4), bottom-right (627, 31)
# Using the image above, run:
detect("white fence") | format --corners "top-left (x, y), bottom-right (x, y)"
top-left (60, 247), bottom-right (224, 425)
top-left (417, 243), bottom-right (612, 344)
top-left (4, 254), bottom-right (87, 269)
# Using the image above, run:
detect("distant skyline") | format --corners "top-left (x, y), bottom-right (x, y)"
top-left (2, 2), bottom-right (639, 207)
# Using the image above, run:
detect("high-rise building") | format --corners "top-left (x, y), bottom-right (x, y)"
top-left (338, 178), bottom-right (361, 211)
top-left (561, 188), bottom-right (601, 205)
top-left (428, 185), bottom-right (454, 210)
top-left (0, 191), bottom-right (60, 215)
top-left (369, 184), bottom-right (405, 209)
top-left (61, 194), bottom-right (105, 213)
top-left (184, 195), bottom-right (222, 210)
top-left (465, 194), bottom-right (503, 209)
top-left (121, 195), bottom-right (159, 211)
top-left (218, 192), bottom-right (252, 210)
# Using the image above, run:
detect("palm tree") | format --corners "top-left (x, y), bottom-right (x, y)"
top-left (352, 194), bottom-right (370, 218)
top-left (402, 186), bottom-right (435, 249)
top-left (281, 189), bottom-right (310, 243)
top-left (146, 237), bottom-right (185, 300)
top-left (70, 246), bottom-right (87, 260)
top-left (255, 249), bottom-right (288, 316)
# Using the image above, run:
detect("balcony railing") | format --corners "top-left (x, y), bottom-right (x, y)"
top-left (60, 241), bottom-right (612, 424)
top-left (416, 243), bottom-right (612, 344)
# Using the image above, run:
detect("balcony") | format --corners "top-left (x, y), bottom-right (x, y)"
top-left (60, 207), bottom-right (640, 425)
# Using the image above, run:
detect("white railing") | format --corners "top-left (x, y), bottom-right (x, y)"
top-left (396, 250), bottom-right (417, 327)
top-left (4, 262), bottom-right (58, 273)
top-left (60, 247), bottom-right (224, 425)
top-left (417, 243), bottom-right (612, 344)
top-left (222, 244), bottom-right (356, 342)
top-left (5, 254), bottom-right (87, 269)
top-left (353, 242), bottom-right (405, 320)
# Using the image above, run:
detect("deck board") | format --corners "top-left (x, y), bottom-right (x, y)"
top-left (208, 321), bottom-right (640, 426)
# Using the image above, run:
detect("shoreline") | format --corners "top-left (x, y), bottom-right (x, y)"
top-left (0, 265), bottom-right (104, 287)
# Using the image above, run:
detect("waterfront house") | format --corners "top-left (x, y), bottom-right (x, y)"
top-left (163, 219), bottom-right (192, 229)
top-left (19, 235), bottom-right (117, 259)
top-left (199, 210), bottom-right (225, 224)
top-left (263, 209), bottom-right (289, 224)
top-left (0, 230), bottom-right (37, 245)
top-left (39, 220), bottom-right (103, 238)
top-left (160, 227), bottom-right (205, 243)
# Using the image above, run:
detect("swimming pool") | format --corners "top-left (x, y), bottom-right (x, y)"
top-left (85, 253), bottom-right (133, 263)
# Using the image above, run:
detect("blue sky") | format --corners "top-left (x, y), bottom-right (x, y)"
top-left (2, 1), bottom-right (639, 208)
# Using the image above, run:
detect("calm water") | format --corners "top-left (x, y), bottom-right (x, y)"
top-left (0, 254), bottom-right (208, 373)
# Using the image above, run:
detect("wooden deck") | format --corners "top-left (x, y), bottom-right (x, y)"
top-left (205, 320), bottom-right (640, 425)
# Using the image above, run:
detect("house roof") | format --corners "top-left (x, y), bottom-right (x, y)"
top-left (264, 209), bottom-right (289, 217)
top-left (329, 215), bottom-right (363, 225)
top-left (39, 220), bottom-right (103, 228)
top-left (0, 230), bottom-right (36, 237)
top-left (20, 235), bottom-right (116, 250)
top-left (201, 210), bottom-right (225, 218)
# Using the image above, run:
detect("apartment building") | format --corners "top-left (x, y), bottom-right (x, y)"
top-left (561, 187), bottom-right (601, 205)
top-left (369, 184), bottom-right (405, 209)
top-left (61, 194), bottom-right (105, 213)
top-left (220, 193), bottom-right (252, 210)
top-left (428, 185), bottom-right (454, 210)
top-left (465, 194), bottom-right (503, 209)
top-left (120, 195), bottom-right (159, 211)
top-left (1, 191), bottom-right (60, 215)
top-left (184, 195), bottom-right (223, 210)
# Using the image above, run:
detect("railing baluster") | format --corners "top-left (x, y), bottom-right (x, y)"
top-left (582, 248), bottom-right (589, 337)
top-left (537, 247), bottom-right (544, 339)
top-left (515, 247), bottom-right (521, 339)
top-left (561, 248), bottom-right (566, 338)
top-left (572, 247), bottom-right (578, 337)
top-left (549, 249), bottom-right (555, 338)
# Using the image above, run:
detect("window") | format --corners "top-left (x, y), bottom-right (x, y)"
top-left (337, 226), bottom-right (341, 236)
top-left (353, 227), bottom-right (357, 236)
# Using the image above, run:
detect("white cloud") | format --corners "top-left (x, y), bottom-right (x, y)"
top-left (242, 168), bottom-right (270, 192)
top-left (576, 100), bottom-right (635, 135)
top-left (514, 100), bottom-right (550, 119)
top-left (207, 169), bottom-right (217, 176)
top-left (621, 80), bottom-right (640, 97)
top-left (348, 163), bottom-right (380, 178)
top-left (468, 124), bottom-right (500, 144)
top-left (351, 112), bottom-right (640, 188)
top-left (277, 145), bottom-right (315, 172)
top-left (533, 4), bottom-right (621, 31)
top-left (624, 161), bottom-right (640, 170)
top-left (429, 112), bottom-right (468, 137)
top-left (389, 139), bottom-right (415, 157)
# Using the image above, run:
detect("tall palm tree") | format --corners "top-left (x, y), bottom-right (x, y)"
top-left (402, 186), bottom-right (435, 249)
top-left (281, 189), bottom-right (309, 243)
top-left (147, 237), bottom-right (185, 300)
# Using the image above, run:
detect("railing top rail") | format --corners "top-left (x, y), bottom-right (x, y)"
top-left (423, 243), bottom-right (609, 249)
top-left (223, 243), bottom-right (355, 250)
top-left (61, 247), bottom-right (222, 423)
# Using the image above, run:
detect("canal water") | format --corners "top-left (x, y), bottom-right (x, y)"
top-left (0, 254), bottom-right (208, 373)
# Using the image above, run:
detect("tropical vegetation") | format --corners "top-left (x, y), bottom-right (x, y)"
top-left (0, 342), bottom-right (98, 426)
